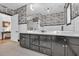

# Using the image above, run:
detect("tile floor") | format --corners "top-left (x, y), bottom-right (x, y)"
top-left (0, 40), bottom-right (46, 56)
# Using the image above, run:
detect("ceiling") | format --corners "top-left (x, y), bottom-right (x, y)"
top-left (0, 3), bottom-right (26, 10)
top-left (27, 3), bottom-right (65, 15)
top-left (0, 3), bottom-right (65, 15)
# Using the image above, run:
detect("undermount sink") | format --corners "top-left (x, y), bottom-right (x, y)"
top-left (40, 30), bottom-right (46, 33)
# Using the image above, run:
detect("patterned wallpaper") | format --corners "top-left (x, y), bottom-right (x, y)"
top-left (0, 5), bottom-right (14, 16)
top-left (27, 12), bottom-right (65, 26)
top-left (71, 3), bottom-right (79, 19)
top-left (40, 12), bottom-right (65, 26)
top-left (15, 5), bottom-right (27, 24)
top-left (0, 4), bottom-right (65, 25)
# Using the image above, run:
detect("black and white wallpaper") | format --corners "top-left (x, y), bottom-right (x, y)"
top-left (71, 3), bottom-right (79, 19)
top-left (40, 12), bottom-right (65, 26)
top-left (0, 4), bottom-right (65, 25)
top-left (15, 5), bottom-right (27, 24)
top-left (26, 12), bottom-right (64, 26)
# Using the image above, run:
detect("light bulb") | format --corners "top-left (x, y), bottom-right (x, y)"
top-left (30, 4), bottom-right (34, 11)
top-left (47, 8), bottom-right (50, 13)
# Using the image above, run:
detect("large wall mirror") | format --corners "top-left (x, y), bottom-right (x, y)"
top-left (27, 16), bottom-right (39, 31)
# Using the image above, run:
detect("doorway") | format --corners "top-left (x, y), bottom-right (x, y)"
top-left (0, 13), bottom-right (11, 43)
top-left (11, 14), bottom-right (19, 42)
top-left (0, 13), bottom-right (19, 43)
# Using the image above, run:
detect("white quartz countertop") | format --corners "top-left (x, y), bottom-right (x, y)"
top-left (23, 31), bottom-right (79, 37)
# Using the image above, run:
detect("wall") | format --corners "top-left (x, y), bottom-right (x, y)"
top-left (14, 4), bottom-right (64, 33)
top-left (63, 3), bottom-right (75, 31)
top-left (74, 16), bottom-right (79, 32)
top-left (63, 3), bottom-right (79, 33)
top-left (26, 4), bottom-right (65, 32)
top-left (27, 17), bottom-right (62, 31)
top-left (71, 3), bottom-right (79, 19)
top-left (14, 5), bottom-right (27, 33)
top-left (40, 12), bottom-right (65, 26)
top-left (11, 13), bottom-right (28, 42)
top-left (2, 13), bottom-right (11, 32)
top-left (0, 15), bottom-right (3, 39)
top-left (0, 13), bottom-right (11, 39)
top-left (63, 19), bottom-right (75, 32)
top-left (42, 26), bottom-right (62, 32)
top-left (11, 14), bottom-right (19, 42)
top-left (15, 5), bottom-right (27, 24)
top-left (63, 16), bottom-right (79, 33)
top-left (26, 12), bottom-right (65, 26)
top-left (19, 24), bottom-right (27, 33)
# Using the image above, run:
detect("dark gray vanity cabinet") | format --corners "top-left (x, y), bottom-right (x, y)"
top-left (29, 35), bottom-right (53, 55)
top-left (19, 33), bottom-right (66, 56)
top-left (53, 36), bottom-right (65, 56)
top-left (53, 37), bottom-right (79, 56)
top-left (20, 33), bottom-right (54, 55)
top-left (68, 45), bottom-right (79, 56)
top-left (66, 37), bottom-right (79, 56)
top-left (53, 42), bottom-right (64, 56)
top-left (67, 45), bottom-right (75, 56)
top-left (20, 34), bottom-right (30, 48)
top-left (20, 33), bottom-right (79, 56)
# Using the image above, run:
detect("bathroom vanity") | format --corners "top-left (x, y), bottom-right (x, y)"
top-left (20, 31), bottom-right (79, 56)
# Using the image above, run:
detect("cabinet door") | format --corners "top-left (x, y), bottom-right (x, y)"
top-left (30, 35), bottom-right (39, 45)
top-left (30, 35), bottom-right (39, 51)
top-left (53, 36), bottom-right (64, 56)
top-left (67, 37), bottom-right (79, 56)
top-left (53, 43), bottom-right (64, 56)
top-left (40, 35), bottom-right (52, 55)
top-left (20, 35), bottom-right (26, 48)
top-left (40, 35), bottom-right (51, 48)
top-left (20, 34), bottom-right (29, 48)
top-left (67, 45), bottom-right (76, 56)
top-left (69, 45), bottom-right (79, 56)
top-left (25, 34), bottom-right (30, 48)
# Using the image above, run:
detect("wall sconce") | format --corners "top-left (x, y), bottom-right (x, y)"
top-left (47, 8), bottom-right (50, 13)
